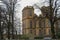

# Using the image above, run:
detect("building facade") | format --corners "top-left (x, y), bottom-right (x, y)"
top-left (22, 6), bottom-right (60, 38)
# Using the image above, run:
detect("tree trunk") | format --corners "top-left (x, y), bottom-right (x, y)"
top-left (0, 12), bottom-right (3, 39)
top-left (50, 20), bottom-right (56, 38)
top-left (49, 0), bottom-right (56, 38)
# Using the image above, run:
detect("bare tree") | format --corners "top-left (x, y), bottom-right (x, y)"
top-left (49, 0), bottom-right (60, 38)
top-left (34, 0), bottom-right (60, 38)
top-left (0, 0), bottom-right (17, 39)
top-left (0, 6), bottom-right (7, 40)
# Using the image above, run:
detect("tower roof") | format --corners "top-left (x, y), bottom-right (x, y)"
top-left (22, 6), bottom-right (34, 12)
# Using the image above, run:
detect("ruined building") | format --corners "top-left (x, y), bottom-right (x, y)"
top-left (22, 6), bottom-right (60, 38)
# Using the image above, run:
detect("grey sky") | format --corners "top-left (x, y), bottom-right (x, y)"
top-left (14, 0), bottom-right (49, 34)
top-left (15, 0), bottom-right (49, 21)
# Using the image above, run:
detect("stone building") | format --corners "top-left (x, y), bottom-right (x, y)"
top-left (22, 6), bottom-right (60, 38)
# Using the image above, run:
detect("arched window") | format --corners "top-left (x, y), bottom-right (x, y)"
top-left (30, 30), bottom-right (32, 34)
top-left (28, 10), bottom-right (32, 16)
top-left (34, 20), bottom-right (36, 28)
top-left (39, 29), bottom-right (42, 36)
top-left (41, 20), bottom-right (45, 27)
top-left (34, 30), bottom-right (36, 35)
top-left (22, 11), bottom-right (26, 17)
top-left (39, 21), bottom-right (41, 28)
top-left (22, 22), bottom-right (24, 28)
top-left (22, 22), bottom-right (25, 28)
top-left (30, 20), bottom-right (32, 28)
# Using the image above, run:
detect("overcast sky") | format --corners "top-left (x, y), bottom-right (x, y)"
top-left (15, 0), bottom-right (49, 19)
